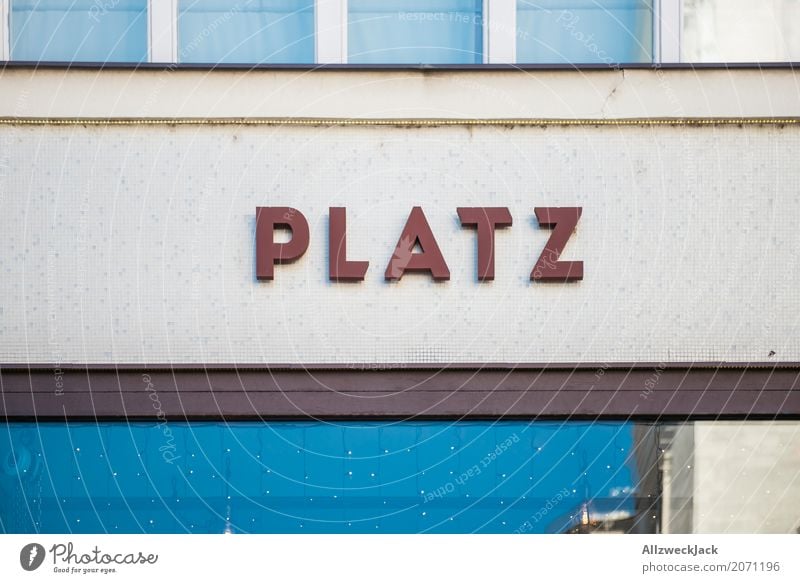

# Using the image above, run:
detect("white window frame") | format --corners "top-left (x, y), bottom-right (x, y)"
top-left (316, 0), bottom-right (346, 64)
top-left (655, 0), bottom-right (682, 63)
top-left (149, 0), bottom-right (178, 63)
top-left (0, 0), bottom-right (683, 65)
top-left (1, 0), bottom-right (9, 61)
top-left (484, 0), bottom-right (516, 64)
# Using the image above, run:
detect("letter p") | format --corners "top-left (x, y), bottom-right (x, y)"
top-left (256, 207), bottom-right (310, 280)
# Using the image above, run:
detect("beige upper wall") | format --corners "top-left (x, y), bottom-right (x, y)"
top-left (0, 67), bottom-right (798, 120)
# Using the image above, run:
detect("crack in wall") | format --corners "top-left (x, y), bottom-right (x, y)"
top-left (599, 69), bottom-right (626, 117)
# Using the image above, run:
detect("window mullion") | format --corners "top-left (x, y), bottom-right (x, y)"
top-left (485, 0), bottom-right (516, 64)
top-left (1, 0), bottom-right (9, 61)
top-left (149, 0), bottom-right (178, 63)
top-left (317, 0), bottom-right (347, 64)
top-left (657, 0), bottom-right (682, 63)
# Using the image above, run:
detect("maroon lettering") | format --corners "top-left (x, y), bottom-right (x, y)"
top-left (531, 207), bottom-right (583, 282)
top-left (457, 207), bottom-right (513, 281)
top-left (255, 207), bottom-right (310, 281)
top-left (385, 206), bottom-right (450, 281)
top-left (255, 206), bottom-right (585, 284)
top-left (329, 207), bottom-right (369, 281)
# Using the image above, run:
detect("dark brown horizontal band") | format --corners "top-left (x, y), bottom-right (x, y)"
top-left (1, 363), bottom-right (798, 420)
top-left (2, 61), bottom-right (799, 71)
top-left (6, 362), bottom-right (800, 371)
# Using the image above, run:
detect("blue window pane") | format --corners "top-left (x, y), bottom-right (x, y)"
top-left (349, 0), bottom-right (483, 64)
top-left (0, 421), bottom-right (648, 533)
top-left (178, 0), bottom-right (315, 64)
top-left (10, 0), bottom-right (147, 63)
top-left (517, 0), bottom-right (653, 64)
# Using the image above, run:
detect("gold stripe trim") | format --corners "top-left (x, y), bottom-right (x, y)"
top-left (0, 117), bottom-right (799, 127)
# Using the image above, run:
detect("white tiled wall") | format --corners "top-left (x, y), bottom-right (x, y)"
top-left (1, 123), bottom-right (799, 364)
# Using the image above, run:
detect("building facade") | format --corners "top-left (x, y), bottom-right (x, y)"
top-left (1, 0), bottom-right (799, 534)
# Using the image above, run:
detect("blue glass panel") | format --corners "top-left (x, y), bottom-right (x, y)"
top-left (10, 0), bottom-right (148, 63)
top-left (349, 0), bottom-right (483, 64)
top-left (0, 421), bottom-right (644, 533)
top-left (178, 0), bottom-right (315, 64)
top-left (517, 0), bottom-right (653, 64)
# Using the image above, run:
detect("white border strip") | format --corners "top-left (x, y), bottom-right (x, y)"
top-left (0, 535), bottom-right (798, 579)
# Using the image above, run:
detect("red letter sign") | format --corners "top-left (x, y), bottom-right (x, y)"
top-left (329, 207), bottom-right (369, 281)
top-left (255, 207), bottom-right (310, 281)
top-left (385, 207), bottom-right (450, 281)
top-left (457, 207), bottom-right (513, 281)
top-left (531, 207), bottom-right (583, 282)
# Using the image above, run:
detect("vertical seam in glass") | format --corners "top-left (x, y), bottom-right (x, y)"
top-left (340, 0), bottom-right (348, 64)
top-left (148, 0), bottom-right (154, 62)
top-left (482, 0), bottom-right (489, 64)
top-left (314, 0), bottom-right (321, 62)
top-left (171, 0), bottom-right (178, 63)
top-left (654, 0), bottom-right (661, 63)
top-left (676, 0), bottom-right (683, 62)
top-left (507, 0), bottom-right (517, 64)
top-left (146, 0), bottom-right (150, 62)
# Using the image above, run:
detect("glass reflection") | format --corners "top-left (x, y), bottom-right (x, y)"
top-left (11, 0), bottom-right (148, 63)
top-left (1, 421), bottom-right (645, 533)
top-left (348, 0), bottom-right (483, 64)
top-left (178, 0), bottom-right (315, 64)
top-left (683, 0), bottom-right (800, 62)
top-left (516, 0), bottom-right (654, 64)
top-left (3, 420), bottom-right (797, 534)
